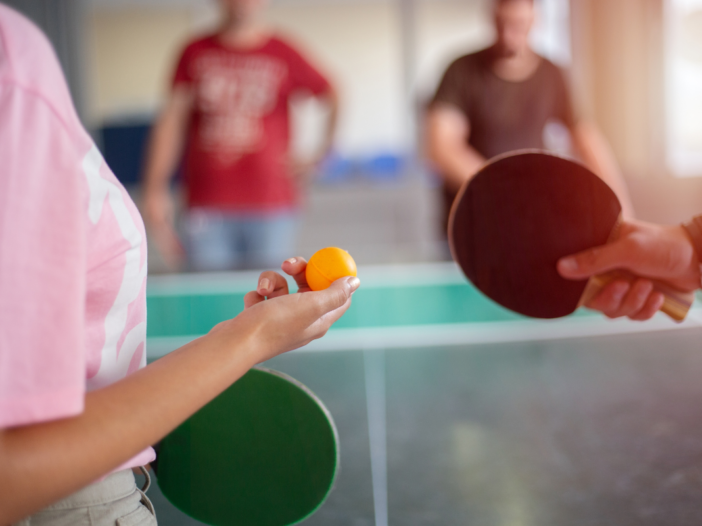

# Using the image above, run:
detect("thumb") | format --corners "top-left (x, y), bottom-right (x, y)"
top-left (557, 241), bottom-right (631, 280)
top-left (311, 276), bottom-right (360, 317)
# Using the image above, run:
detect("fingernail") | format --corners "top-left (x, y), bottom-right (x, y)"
top-left (285, 258), bottom-right (297, 265)
top-left (558, 257), bottom-right (578, 273)
top-left (347, 276), bottom-right (360, 291)
top-left (259, 278), bottom-right (270, 290)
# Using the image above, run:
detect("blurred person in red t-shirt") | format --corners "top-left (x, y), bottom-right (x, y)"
top-left (143, 0), bottom-right (338, 271)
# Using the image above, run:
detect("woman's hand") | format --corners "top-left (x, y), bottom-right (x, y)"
top-left (142, 189), bottom-right (184, 270)
top-left (0, 257), bottom-right (357, 524)
top-left (211, 257), bottom-right (360, 362)
top-left (557, 221), bottom-right (699, 320)
top-left (247, 257), bottom-right (316, 298)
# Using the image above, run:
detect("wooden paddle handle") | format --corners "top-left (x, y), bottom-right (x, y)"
top-left (581, 269), bottom-right (695, 322)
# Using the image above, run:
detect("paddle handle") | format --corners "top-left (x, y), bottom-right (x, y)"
top-left (582, 269), bottom-right (695, 322)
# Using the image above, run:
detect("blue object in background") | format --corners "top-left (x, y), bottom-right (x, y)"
top-left (317, 152), bottom-right (355, 183)
top-left (99, 121), bottom-right (151, 186)
top-left (360, 153), bottom-right (405, 182)
top-left (317, 152), bottom-right (408, 184)
top-left (100, 124), bottom-right (408, 187)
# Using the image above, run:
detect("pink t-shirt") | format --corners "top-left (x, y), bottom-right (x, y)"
top-left (0, 6), bottom-right (154, 470)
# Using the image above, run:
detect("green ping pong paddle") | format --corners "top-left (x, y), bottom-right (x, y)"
top-left (154, 367), bottom-right (339, 526)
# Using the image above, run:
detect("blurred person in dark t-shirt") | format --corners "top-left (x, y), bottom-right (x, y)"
top-left (142, 0), bottom-right (338, 271)
top-left (425, 0), bottom-right (634, 235)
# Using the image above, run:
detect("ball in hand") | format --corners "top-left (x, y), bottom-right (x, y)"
top-left (306, 247), bottom-right (357, 291)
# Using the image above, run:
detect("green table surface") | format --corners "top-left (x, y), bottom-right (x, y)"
top-left (146, 263), bottom-right (701, 358)
top-left (147, 263), bottom-right (594, 337)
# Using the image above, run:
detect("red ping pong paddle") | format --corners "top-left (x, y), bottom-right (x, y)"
top-left (449, 150), bottom-right (694, 322)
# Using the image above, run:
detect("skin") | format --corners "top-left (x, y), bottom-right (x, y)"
top-left (0, 259), bottom-right (360, 525)
top-left (425, 0), bottom-right (635, 218)
top-left (142, 0), bottom-right (339, 269)
top-left (558, 221), bottom-right (700, 320)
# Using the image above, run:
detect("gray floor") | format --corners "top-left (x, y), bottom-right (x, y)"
top-left (143, 326), bottom-right (702, 525)
top-left (295, 178), bottom-right (446, 266)
top-left (143, 175), bottom-right (449, 274)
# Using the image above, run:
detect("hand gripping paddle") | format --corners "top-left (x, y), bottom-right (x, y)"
top-left (449, 150), bottom-right (694, 321)
top-left (154, 367), bottom-right (339, 526)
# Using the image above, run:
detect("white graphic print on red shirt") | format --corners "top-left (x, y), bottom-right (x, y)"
top-left (193, 53), bottom-right (287, 165)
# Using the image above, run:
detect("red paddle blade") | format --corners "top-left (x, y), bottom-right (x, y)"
top-left (449, 150), bottom-right (622, 319)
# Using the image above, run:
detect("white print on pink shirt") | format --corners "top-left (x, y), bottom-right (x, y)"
top-left (82, 145), bottom-right (147, 391)
top-left (194, 53), bottom-right (286, 165)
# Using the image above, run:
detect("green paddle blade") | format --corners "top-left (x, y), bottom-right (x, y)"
top-left (156, 367), bottom-right (339, 526)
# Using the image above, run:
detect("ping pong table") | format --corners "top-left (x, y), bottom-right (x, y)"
top-left (145, 263), bottom-right (702, 526)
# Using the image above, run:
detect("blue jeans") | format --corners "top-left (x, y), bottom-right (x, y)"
top-left (183, 208), bottom-right (299, 272)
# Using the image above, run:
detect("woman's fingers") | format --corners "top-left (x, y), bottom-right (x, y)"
top-left (257, 271), bottom-right (289, 299)
top-left (316, 297), bottom-right (352, 330)
top-left (244, 291), bottom-right (265, 309)
top-left (304, 276), bottom-right (359, 331)
top-left (302, 299), bottom-right (351, 344)
top-left (239, 275), bottom-right (361, 361)
top-left (282, 257), bottom-right (312, 292)
top-left (290, 276), bottom-right (359, 342)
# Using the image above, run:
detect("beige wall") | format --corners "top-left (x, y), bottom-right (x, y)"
top-left (413, 0), bottom-right (493, 101)
top-left (87, 7), bottom-right (200, 124)
top-left (263, 1), bottom-right (406, 156)
top-left (87, 1), bottom-right (571, 157)
top-left (571, 0), bottom-right (702, 223)
top-left (86, 2), bottom-right (407, 156)
top-left (571, 0), bottom-right (666, 178)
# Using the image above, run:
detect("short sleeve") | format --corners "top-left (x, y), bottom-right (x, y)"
top-left (0, 84), bottom-right (87, 429)
top-left (172, 42), bottom-right (197, 88)
top-left (553, 66), bottom-right (577, 128)
top-left (431, 58), bottom-right (468, 112)
top-left (285, 42), bottom-right (331, 96)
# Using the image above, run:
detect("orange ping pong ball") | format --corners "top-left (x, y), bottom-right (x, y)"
top-left (306, 247), bottom-right (357, 291)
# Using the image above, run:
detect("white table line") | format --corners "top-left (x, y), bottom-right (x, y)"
top-left (364, 348), bottom-right (388, 526)
top-left (147, 309), bottom-right (702, 359)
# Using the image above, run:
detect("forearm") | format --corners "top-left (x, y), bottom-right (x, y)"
top-left (320, 88), bottom-right (339, 156)
top-left (143, 115), bottom-right (186, 195)
top-left (430, 143), bottom-right (486, 191)
top-left (425, 105), bottom-right (486, 191)
top-left (0, 330), bottom-right (258, 524)
top-left (572, 122), bottom-right (635, 219)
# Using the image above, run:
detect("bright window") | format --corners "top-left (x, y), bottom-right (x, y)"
top-left (530, 0), bottom-right (571, 67)
top-left (666, 0), bottom-right (702, 177)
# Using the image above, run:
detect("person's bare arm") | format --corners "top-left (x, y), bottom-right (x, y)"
top-left (0, 261), bottom-right (359, 525)
top-left (290, 86), bottom-right (339, 183)
top-left (141, 86), bottom-right (194, 269)
top-left (570, 121), bottom-right (636, 219)
top-left (425, 103), bottom-right (486, 191)
top-left (319, 86), bottom-right (339, 157)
